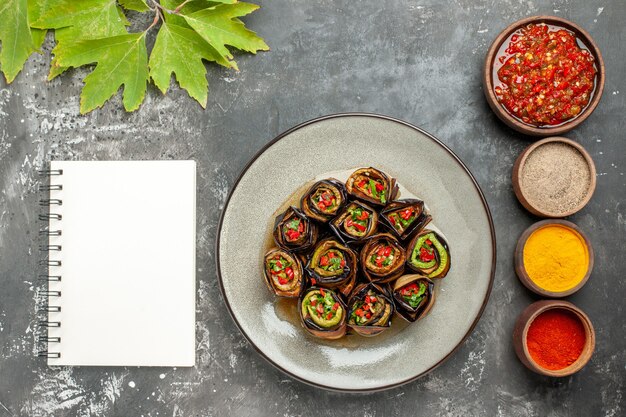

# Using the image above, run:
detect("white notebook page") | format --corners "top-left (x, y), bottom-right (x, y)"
top-left (46, 160), bottom-right (196, 366)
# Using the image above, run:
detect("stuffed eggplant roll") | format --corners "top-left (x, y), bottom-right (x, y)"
top-left (348, 283), bottom-right (394, 337)
top-left (300, 179), bottom-right (347, 222)
top-left (263, 248), bottom-right (304, 297)
top-left (299, 288), bottom-right (347, 339)
top-left (406, 230), bottom-right (450, 279)
top-left (380, 199), bottom-right (432, 241)
top-left (273, 206), bottom-right (318, 253)
top-left (345, 167), bottom-right (398, 207)
top-left (392, 275), bottom-right (435, 322)
top-left (306, 238), bottom-right (358, 297)
top-left (360, 233), bottom-right (406, 283)
top-left (329, 201), bottom-right (378, 245)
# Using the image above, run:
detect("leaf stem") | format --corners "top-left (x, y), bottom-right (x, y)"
top-left (147, 6), bottom-right (162, 31)
top-left (173, 0), bottom-right (193, 14)
top-left (149, 0), bottom-right (173, 14)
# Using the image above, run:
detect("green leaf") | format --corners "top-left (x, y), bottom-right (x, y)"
top-left (161, 1), bottom-right (238, 32)
top-left (27, 0), bottom-right (53, 21)
top-left (118, 0), bottom-right (151, 12)
top-left (31, 29), bottom-right (47, 49)
top-left (55, 33), bottom-right (149, 113)
top-left (25, 0), bottom-right (50, 65)
top-left (31, 0), bottom-right (128, 32)
top-left (160, 0), bottom-right (189, 27)
top-left (31, 0), bottom-right (129, 79)
top-left (150, 22), bottom-right (230, 107)
top-left (2, 0), bottom-right (268, 112)
top-left (181, 2), bottom-right (269, 65)
top-left (27, 0), bottom-right (51, 49)
top-left (162, 0), bottom-right (238, 10)
top-left (0, 0), bottom-right (37, 83)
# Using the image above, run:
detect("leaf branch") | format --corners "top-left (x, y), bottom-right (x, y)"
top-left (0, 0), bottom-right (268, 113)
top-left (147, 5), bottom-right (163, 31)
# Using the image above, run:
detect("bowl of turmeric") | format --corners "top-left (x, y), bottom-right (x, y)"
top-left (515, 219), bottom-right (593, 297)
top-left (513, 300), bottom-right (595, 377)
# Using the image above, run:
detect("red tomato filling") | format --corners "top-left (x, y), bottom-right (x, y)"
top-left (494, 24), bottom-right (596, 126)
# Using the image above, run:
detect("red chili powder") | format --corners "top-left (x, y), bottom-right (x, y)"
top-left (526, 309), bottom-right (586, 370)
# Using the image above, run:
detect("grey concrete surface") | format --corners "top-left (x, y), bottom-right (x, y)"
top-left (1, 0), bottom-right (624, 416)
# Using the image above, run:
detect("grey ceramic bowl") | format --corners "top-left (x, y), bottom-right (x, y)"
top-left (216, 113), bottom-right (496, 391)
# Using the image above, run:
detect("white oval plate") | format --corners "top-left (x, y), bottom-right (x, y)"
top-left (216, 114), bottom-right (496, 392)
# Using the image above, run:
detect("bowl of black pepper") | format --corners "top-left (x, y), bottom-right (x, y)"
top-left (512, 137), bottom-right (596, 217)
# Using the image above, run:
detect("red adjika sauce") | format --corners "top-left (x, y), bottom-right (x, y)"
top-left (494, 23), bottom-right (597, 127)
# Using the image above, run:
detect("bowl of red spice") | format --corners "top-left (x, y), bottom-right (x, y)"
top-left (484, 16), bottom-right (605, 137)
top-left (513, 300), bottom-right (595, 377)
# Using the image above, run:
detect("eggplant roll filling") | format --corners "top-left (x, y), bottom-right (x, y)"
top-left (301, 179), bottom-right (347, 222)
top-left (330, 201), bottom-right (378, 244)
top-left (407, 231), bottom-right (450, 279)
top-left (306, 239), bottom-right (357, 290)
top-left (301, 289), bottom-right (344, 328)
top-left (393, 277), bottom-right (435, 322)
top-left (300, 288), bottom-right (346, 339)
top-left (381, 199), bottom-right (432, 240)
top-left (263, 248), bottom-right (303, 297)
top-left (398, 282), bottom-right (427, 309)
top-left (273, 206), bottom-right (318, 252)
top-left (346, 167), bottom-right (397, 206)
top-left (349, 289), bottom-right (392, 327)
top-left (361, 234), bottom-right (406, 282)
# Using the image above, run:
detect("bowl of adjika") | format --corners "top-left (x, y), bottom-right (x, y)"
top-left (484, 16), bottom-right (605, 136)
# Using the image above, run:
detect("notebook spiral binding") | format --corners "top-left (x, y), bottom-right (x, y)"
top-left (37, 168), bottom-right (63, 359)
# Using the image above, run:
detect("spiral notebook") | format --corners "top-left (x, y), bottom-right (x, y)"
top-left (40, 160), bottom-right (196, 366)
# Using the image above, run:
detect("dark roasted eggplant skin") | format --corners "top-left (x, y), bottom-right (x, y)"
top-left (345, 167), bottom-right (399, 207)
top-left (347, 283), bottom-right (394, 337)
top-left (379, 199), bottom-right (432, 241)
top-left (263, 247), bottom-right (304, 298)
top-left (360, 233), bottom-right (406, 283)
top-left (392, 275), bottom-right (435, 322)
top-left (299, 287), bottom-right (347, 339)
top-left (405, 230), bottom-right (451, 279)
top-left (305, 238), bottom-right (358, 297)
top-left (300, 179), bottom-right (348, 223)
top-left (329, 200), bottom-right (378, 245)
top-left (273, 206), bottom-right (318, 253)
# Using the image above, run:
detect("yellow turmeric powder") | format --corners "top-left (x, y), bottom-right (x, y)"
top-left (523, 225), bottom-right (589, 292)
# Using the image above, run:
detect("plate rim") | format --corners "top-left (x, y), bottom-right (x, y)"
top-left (215, 112), bottom-right (497, 393)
